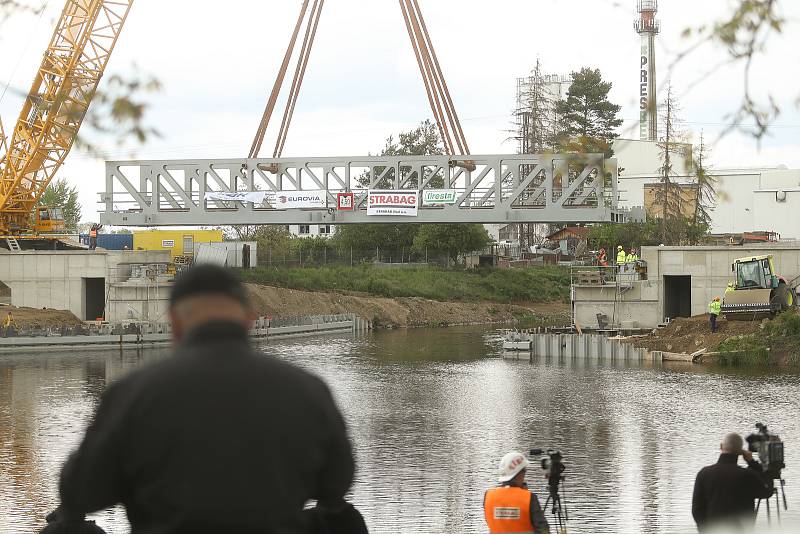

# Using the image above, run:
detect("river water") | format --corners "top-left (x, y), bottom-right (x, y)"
top-left (1, 326), bottom-right (799, 533)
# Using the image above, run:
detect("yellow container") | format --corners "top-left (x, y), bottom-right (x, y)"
top-left (133, 229), bottom-right (223, 258)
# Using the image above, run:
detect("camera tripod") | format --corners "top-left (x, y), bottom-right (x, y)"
top-left (541, 475), bottom-right (569, 534)
top-left (756, 477), bottom-right (788, 525)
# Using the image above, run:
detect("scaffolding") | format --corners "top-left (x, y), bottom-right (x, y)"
top-left (510, 63), bottom-right (572, 248)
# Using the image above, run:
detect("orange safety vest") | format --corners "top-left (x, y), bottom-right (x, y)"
top-left (89, 229), bottom-right (97, 238)
top-left (484, 486), bottom-right (534, 533)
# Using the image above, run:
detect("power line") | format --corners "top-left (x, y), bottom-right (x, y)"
top-left (0, 0), bottom-right (50, 105)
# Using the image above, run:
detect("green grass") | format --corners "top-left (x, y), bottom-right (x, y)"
top-left (715, 312), bottom-right (800, 366)
top-left (240, 265), bottom-right (570, 303)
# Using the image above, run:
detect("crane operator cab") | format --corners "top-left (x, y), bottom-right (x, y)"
top-left (722, 255), bottom-right (796, 319)
top-left (34, 206), bottom-right (65, 233)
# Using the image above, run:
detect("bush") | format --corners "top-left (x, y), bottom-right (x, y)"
top-left (715, 312), bottom-right (800, 366)
top-left (715, 336), bottom-right (770, 366)
top-left (239, 265), bottom-right (570, 303)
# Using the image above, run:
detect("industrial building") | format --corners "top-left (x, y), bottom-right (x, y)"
top-left (573, 244), bottom-right (800, 330)
top-left (132, 229), bottom-right (223, 258)
top-left (287, 224), bottom-right (333, 238)
top-left (613, 138), bottom-right (800, 238)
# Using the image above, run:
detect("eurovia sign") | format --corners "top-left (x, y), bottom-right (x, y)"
top-left (275, 190), bottom-right (326, 209)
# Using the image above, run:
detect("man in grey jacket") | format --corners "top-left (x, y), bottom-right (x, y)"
top-left (55, 265), bottom-right (355, 533)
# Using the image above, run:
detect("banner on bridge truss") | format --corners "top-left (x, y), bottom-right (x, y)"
top-left (421, 189), bottom-right (457, 206)
top-left (274, 190), bottom-right (327, 209)
top-left (205, 191), bottom-right (267, 204)
top-left (367, 190), bottom-right (419, 217)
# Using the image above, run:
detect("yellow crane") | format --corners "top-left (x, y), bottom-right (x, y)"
top-left (0, 0), bottom-right (133, 244)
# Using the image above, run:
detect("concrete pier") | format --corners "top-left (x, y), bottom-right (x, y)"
top-left (504, 333), bottom-right (650, 362)
top-left (0, 249), bottom-right (172, 322)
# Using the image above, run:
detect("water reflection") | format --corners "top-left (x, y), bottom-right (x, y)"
top-left (1, 327), bottom-right (798, 533)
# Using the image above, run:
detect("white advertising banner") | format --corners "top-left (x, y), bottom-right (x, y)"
top-left (205, 191), bottom-right (267, 204)
top-left (421, 189), bottom-right (457, 206)
top-left (367, 190), bottom-right (418, 217)
top-left (274, 190), bottom-right (327, 209)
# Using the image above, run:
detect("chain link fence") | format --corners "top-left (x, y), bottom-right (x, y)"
top-left (257, 246), bottom-right (454, 268)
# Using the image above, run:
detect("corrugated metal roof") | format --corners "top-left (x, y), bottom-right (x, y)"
top-left (194, 244), bottom-right (228, 266)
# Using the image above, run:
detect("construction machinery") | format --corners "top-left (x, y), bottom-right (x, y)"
top-left (721, 254), bottom-right (798, 319)
top-left (0, 0), bottom-right (133, 248)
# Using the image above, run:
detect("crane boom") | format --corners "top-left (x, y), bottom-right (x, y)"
top-left (0, 0), bottom-right (133, 236)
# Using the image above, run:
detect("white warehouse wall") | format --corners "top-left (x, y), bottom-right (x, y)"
top-left (612, 139), bottom-right (800, 239)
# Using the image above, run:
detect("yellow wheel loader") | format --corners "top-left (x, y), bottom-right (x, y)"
top-left (722, 255), bottom-right (798, 320)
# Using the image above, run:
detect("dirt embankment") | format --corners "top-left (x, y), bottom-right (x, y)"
top-left (0, 305), bottom-right (82, 328)
top-left (245, 283), bottom-right (570, 328)
top-left (624, 314), bottom-right (763, 354)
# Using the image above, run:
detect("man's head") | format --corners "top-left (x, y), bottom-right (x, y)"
top-left (617, 245), bottom-right (623, 250)
top-left (498, 451), bottom-right (529, 485)
top-left (169, 264), bottom-right (256, 341)
top-left (720, 432), bottom-right (745, 455)
top-left (714, 296), bottom-right (721, 302)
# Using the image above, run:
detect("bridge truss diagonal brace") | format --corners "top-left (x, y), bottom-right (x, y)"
top-left (100, 154), bottom-right (622, 226)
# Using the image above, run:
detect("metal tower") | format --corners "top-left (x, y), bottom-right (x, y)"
top-left (635, 0), bottom-right (659, 141)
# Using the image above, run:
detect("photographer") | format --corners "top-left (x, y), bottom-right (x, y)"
top-left (692, 432), bottom-right (773, 531)
top-left (484, 451), bottom-right (550, 533)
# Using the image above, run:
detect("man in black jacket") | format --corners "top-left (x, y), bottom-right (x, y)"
top-left (56, 265), bottom-right (355, 533)
top-left (692, 432), bottom-right (773, 532)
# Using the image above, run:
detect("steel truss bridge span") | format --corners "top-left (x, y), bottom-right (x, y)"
top-left (100, 154), bottom-right (623, 226)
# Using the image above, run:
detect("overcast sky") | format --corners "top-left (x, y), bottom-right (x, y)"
top-left (1, 0), bottom-right (799, 222)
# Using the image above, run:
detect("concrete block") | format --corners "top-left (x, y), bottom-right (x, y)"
top-left (36, 281), bottom-right (51, 308)
top-left (68, 253), bottom-right (87, 271)
top-left (23, 255), bottom-right (39, 279)
top-left (50, 255), bottom-right (67, 279)
top-left (70, 282), bottom-right (83, 320)
top-left (659, 250), bottom-right (684, 270)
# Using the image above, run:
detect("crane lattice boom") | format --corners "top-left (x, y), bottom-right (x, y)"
top-left (0, 0), bottom-right (133, 235)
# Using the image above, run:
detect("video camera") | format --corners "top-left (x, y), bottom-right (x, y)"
top-left (530, 448), bottom-right (568, 531)
top-left (530, 448), bottom-right (566, 489)
top-left (745, 422), bottom-right (785, 479)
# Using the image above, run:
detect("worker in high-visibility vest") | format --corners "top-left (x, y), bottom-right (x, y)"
top-left (597, 248), bottom-right (608, 267)
top-left (89, 224), bottom-right (99, 250)
top-left (626, 248), bottom-right (639, 264)
top-left (708, 296), bottom-right (722, 333)
top-left (3, 311), bottom-right (16, 329)
top-left (484, 451), bottom-right (550, 533)
top-left (725, 281), bottom-right (736, 294)
top-left (616, 245), bottom-right (626, 264)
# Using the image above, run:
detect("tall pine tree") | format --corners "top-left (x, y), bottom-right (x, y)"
top-left (553, 68), bottom-right (623, 157)
top-left (692, 131), bottom-right (716, 227)
top-left (655, 83), bottom-right (689, 243)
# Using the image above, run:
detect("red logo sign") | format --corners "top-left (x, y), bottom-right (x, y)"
top-left (337, 192), bottom-right (354, 211)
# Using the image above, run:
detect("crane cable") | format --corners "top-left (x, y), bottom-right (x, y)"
top-left (273, 0), bottom-right (324, 158)
top-left (248, 0), bottom-right (311, 159)
top-left (398, 0), bottom-right (453, 155)
top-left (249, 0), bottom-right (469, 159)
top-left (405, 0), bottom-right (469, 155)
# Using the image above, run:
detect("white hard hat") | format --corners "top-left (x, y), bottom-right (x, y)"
top-left (498, 451), bottom-right (529, 483)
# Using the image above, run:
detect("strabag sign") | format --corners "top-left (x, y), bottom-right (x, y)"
top-left (421, 189), bottom-right (457, 205)
top-left (367, 190), bottom-right (418, 217)
top-left (274, 190), bottom-right (327, 209)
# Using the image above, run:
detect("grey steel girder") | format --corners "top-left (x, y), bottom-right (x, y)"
top-left (99, 154), bottom-right (621, 226)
